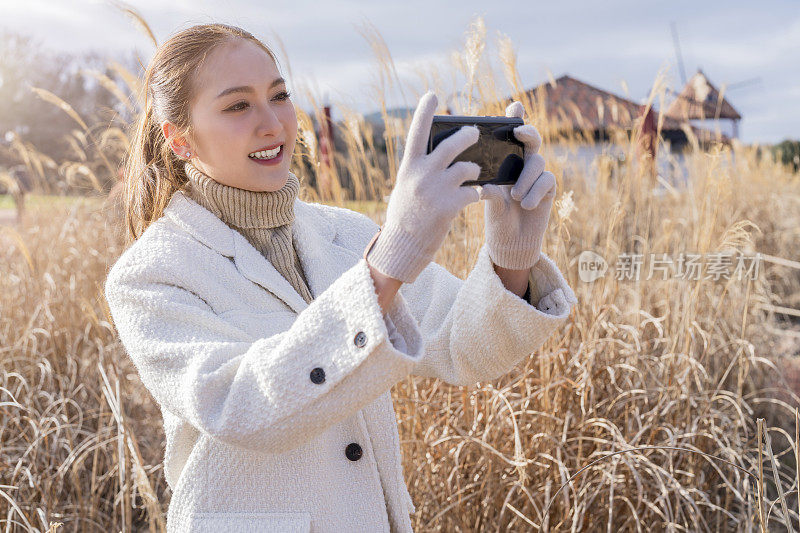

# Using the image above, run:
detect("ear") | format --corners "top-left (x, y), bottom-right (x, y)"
top-left (161, 120), bottom-right (192, 157)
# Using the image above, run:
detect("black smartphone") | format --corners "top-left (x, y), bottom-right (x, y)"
top-left (426, 115), bottom-right (525, 186)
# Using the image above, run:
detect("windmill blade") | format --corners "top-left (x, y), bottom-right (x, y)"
top-left (670, 21), bottom-right (688, 85)
top-left (727, 77), bottom-right (763, 91)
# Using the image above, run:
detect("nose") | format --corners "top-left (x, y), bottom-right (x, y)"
top-left (256, 103), bottom-right (283, 137)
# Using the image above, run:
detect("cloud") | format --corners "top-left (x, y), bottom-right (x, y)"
top-left (1, 0), bottom-right (797, 143)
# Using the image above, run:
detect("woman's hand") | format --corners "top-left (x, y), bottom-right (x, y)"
top-left (365, 91), bottom-right (482, 284)
top-left (479, 101), bottom-right (556, 270)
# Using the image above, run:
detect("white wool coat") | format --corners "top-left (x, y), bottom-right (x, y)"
top-left (103, 190), bottom-right (578, 533)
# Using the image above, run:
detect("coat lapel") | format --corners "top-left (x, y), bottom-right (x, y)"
top-left (290, 200), bottom-right (364, 305)
top-left (165, 190), bottom-right (363, 315)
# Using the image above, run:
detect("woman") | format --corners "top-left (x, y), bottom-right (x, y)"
top-left (104, 23), bottom-right (577, 533)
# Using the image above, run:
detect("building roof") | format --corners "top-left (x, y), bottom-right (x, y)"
top-left (504, 74), bottom-right (649, 131)
top-left (499, 74), bottom-right (730, 143)
top-left (665, 69), bottom-right (742, 121)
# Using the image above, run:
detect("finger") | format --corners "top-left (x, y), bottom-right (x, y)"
top-left (510, 153), bottom-right (545, 201)
top-left (520, 171), bottom-right (556, 210)
top-left (403, 91), bottom-right (438, 159)
top-left (442, 160), bottom-right (480, 188)
top-left (457, 184), bottom-right (481, 207)
top-left (505, 101), bottom-right (525, 119)
top-left (428, 125), bottom-right (480, 170)
top-left (513, 124), bottom-right (542, 154)
top-left (478, 183), bottom-right (505, 202)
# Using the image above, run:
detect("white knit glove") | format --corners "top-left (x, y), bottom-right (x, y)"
top-left (478, 101), bottom-right (556, 270)
top-left (366, 91), bottom-right (482, 283)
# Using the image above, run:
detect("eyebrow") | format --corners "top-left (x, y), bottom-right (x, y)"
top-left (215, 77), bottom-right (286, 99)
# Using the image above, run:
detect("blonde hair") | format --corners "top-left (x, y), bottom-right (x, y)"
top-left (122, 23), bottom-right (281, 245)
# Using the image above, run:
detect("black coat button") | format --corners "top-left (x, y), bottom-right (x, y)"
top-left (345, 442), bottom-right (362, 461)
top-left (309, 367), bottom-right (325, 384)
top-left (353, 331), bottom-right (367, 348)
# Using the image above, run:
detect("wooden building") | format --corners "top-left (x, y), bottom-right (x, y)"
top-left (664, 69), bottom-right (742, 139)
top-left (501, 74), bottom-right (732, 151)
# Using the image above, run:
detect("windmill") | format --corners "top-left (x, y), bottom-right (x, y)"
top-left (666, 21), bottom-right (762, 139)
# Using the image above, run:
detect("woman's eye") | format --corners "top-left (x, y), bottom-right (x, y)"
top-left (225, 92), bottom-right (291, 112)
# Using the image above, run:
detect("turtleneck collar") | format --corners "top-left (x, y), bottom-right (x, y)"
top-left (184, 160), bottom-right (299, 229)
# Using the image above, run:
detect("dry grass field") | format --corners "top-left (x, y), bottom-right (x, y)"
top-left (2, 12), bottom-right (800, 533)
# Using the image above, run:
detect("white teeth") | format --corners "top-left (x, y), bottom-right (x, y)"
top-left (248, 145), bottom-right (282, 160)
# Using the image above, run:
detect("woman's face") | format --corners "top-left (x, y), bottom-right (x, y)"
top-left (163, 38), bottom-right (297, 192)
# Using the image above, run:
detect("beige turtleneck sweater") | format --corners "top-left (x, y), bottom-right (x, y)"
top-left (184, 161), bottom-right (315, 305)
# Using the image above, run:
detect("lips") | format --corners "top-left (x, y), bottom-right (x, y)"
top-left (249, 142), bottom-right (283, 155)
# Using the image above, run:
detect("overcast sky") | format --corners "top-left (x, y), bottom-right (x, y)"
top-left (1, 0), bottom-right (797, 144)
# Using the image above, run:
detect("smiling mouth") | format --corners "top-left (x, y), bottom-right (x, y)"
top-left (248, 145), bottom-right (283, 160)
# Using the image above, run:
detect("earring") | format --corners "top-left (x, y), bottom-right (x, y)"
top-left (185, 151), bottom-right (192, 158)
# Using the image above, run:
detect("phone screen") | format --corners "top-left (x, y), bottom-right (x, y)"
top-left (427, 115), bottom-right (526, 186)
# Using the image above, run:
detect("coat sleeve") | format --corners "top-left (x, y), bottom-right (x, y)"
top-left (391, 241), bottom-right (578, 386)
top-left (104, 256), bottom-right (424, 455)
